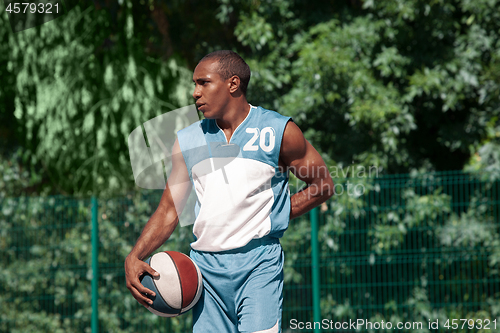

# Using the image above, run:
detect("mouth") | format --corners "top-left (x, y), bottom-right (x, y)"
top-left (196, 103), bottom-right (205, 109)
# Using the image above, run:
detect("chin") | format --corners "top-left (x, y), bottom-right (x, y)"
top-left (201, 111), bottom-right (218, 119)
top-left (201, 112), bottom-right (212, 119)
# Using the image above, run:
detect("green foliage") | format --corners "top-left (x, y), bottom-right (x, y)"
top-left (0, 193), bottom-right (193, 332)
top-left (0, 148), bottom-right (43, 198)
top-left (308, 171), bottom-right (500, 331)
top-left (1, 171), bottom-right (499, 332)
top-left (2, 1), bottom-right (500, 332)
top-left (1, 1), bottom-right (193, 197)
top-left (3, 0), bottom-right (499, 193)
top-left (223, 0), bottom-right (500, 174)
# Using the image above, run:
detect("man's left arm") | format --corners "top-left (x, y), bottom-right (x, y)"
top-left (279, 121), bottom-right (334, 220)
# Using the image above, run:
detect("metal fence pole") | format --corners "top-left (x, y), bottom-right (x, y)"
top-left (310, 207), bottom-right (321, 332)
top-left (91, 196), bottom-right (99, 333)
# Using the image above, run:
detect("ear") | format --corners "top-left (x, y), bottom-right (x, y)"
top-left (228, 75), bottom-right (240, 94)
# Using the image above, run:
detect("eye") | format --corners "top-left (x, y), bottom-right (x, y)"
top-left (194, 79), bottom-right (209, 86)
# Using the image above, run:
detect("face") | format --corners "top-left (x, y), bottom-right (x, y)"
top-left (192, 60), bottom-right (231, 119)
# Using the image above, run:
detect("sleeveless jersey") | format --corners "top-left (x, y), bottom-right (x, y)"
top-left (177, 105), bottom-right (292, 252)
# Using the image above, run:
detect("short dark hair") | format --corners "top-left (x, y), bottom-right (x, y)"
top-left (200, 50), bottom-right (251, 95)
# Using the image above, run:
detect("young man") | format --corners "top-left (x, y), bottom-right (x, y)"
top-left (125, 50), bottom-right (333, 333)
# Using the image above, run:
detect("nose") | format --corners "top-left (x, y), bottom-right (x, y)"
top-left (192, 85), bottom-right (201, 100)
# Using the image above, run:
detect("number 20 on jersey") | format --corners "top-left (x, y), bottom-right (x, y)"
top-left (243, 127), bottom-right (276, 152)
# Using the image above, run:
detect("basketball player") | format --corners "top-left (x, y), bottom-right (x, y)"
top-left (125, 50), bottom-right (333, 332)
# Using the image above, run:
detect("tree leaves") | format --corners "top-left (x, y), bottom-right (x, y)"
top-left (230, 0), bottom-right (500, 174)
top-left (3, 2), bottom-right (193, 196)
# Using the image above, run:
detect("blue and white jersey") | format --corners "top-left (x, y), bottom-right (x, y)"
top-left (177, 105), bottom-right (292, 252)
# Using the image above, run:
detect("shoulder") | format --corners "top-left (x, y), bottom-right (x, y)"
top-left (177, 119), bottom-right (217, 138)
top-left (252, 105), bottom-right (291, 123)
top-left (177, 120), bottom-right (203, 136)
top-left (279, 121), bottom-right (308, 167)
top-left (281, 121), bottom-right (306, 151)
top-left (177, 120), bottom-right (210, 152)
top-left (250, 106), bottom-right (292, 140)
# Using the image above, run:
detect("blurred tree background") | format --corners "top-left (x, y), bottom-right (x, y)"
top-left (0, 0), bottom-right (498, 197)
top-left (1, 0), bottom-right (499, 332)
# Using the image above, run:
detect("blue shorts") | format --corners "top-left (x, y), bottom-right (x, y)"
top-left (190, 237), bottom-right (283, 333)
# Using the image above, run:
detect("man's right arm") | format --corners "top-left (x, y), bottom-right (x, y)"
top-left (125, 138), bottom-right (191, 307)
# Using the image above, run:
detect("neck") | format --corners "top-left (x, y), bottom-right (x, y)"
top-left (215, 100), bottom-right (251, 143)
top-left (216, 101), bottom-right (251, 132)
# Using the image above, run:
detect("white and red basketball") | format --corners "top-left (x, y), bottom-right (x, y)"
top-left (140, 251), bottom-right (203, 317)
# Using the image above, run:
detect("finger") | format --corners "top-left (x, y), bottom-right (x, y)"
top-left (125, 260), bottom-right (160, 306)
top-left (127, 276), bottom-right (155, 303)
top-left (130, 286), bottom-right (153, 307)
top-left (135, 279), bottom-right (156, 298)
top-left (144, 265), bottom-right (160, 278)
top-left (137, 265), bottom-right (160, 297)
top-left (129, 281), bottom-right (155, 305)
top-left (134, 260), bottom-right (160, 278)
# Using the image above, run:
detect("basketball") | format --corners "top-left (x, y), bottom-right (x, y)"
top-left (140, 251), bottom-right (203, 317)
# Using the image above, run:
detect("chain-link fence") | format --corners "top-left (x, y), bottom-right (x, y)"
top-left (1, 171), bottom-right (499, 332)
